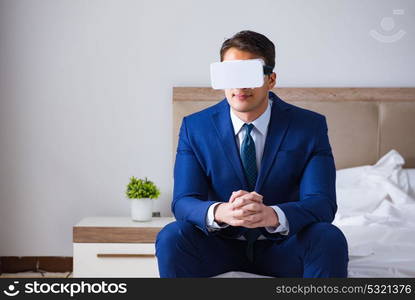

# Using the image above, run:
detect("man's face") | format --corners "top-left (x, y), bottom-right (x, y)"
top-left (222, 47), bottom-right (276, 113)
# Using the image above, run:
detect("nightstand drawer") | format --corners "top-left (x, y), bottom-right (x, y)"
top-left (73, 243), bottom-right (159, 277)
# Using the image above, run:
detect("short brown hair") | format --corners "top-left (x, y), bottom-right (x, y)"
top-left (220, 30), bottom-right (276, 71)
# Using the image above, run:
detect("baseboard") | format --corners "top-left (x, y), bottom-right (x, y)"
top-left (0, 257), bottom-right (73, 273)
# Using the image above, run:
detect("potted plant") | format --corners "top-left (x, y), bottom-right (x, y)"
top-left (126, 176), bottom-right (160, 221)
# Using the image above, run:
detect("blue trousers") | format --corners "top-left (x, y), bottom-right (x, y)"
top-left (155, 221), bottom-right (349, 278)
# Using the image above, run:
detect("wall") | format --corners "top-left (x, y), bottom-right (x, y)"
top-left (0, 0), bottom-right (414, 255)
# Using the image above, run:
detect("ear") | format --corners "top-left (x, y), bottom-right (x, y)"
top-left (266, 72), bottom-right (277, 89)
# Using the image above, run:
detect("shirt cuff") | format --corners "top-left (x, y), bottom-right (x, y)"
top-left (265, 205), bottom-right (290, 235)
top-left (206, 202), bottom-right (229, 232)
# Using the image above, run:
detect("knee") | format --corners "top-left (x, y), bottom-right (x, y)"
top-left (155, 221), bottom-right (197, 253)
top-left (301, 222), bottom-right (348, 254)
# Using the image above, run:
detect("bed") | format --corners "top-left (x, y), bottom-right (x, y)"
top-left (172, 87), bottom-right (415, 277)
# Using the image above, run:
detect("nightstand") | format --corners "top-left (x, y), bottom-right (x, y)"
top-left (73, 217), bottom-right (174, 277)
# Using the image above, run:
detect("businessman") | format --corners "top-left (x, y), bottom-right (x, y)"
top-left (156, 30), bottom-right (349, 277)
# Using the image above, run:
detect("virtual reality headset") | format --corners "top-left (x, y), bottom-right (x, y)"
top-left (210, 58), bottom-right (273, 90)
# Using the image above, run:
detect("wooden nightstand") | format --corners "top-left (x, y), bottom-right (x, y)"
top-left (73, 217), bottom-right (174, 277)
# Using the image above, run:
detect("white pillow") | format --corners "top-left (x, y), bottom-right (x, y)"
top-left (336, 149), bottom-right (414, 217)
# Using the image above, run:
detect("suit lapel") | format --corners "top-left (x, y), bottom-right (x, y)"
top-left (210, 93), bottom-right (292, 192)
top-left (256, 92), bottom-right (292, 192)
top-left (211, 101), bottom-right (248, 189)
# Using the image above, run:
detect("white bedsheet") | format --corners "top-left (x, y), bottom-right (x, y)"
top-left (333, 150), bottom-right (415, 277)
top-left (339, 224), bottom-right (415, 277)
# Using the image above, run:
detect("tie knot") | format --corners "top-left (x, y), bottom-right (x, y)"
top-left (244, 123), bottom-right (254, 134)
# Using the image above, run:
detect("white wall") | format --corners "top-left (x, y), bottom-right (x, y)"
top-left (0, 0), bottom-right (414, 256)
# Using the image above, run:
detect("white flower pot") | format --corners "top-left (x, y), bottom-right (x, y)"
top-left (131, 198), bottom-right (153, 221)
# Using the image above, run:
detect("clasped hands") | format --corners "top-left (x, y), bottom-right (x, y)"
top-left (214, 190), bottom-right (279, 228)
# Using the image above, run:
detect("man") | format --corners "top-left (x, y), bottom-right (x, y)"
top-left (156, 30), bottom-right (349, 278)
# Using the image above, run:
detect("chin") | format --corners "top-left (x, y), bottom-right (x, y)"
top-left (230, 104), bottom-right (254, 113)
top-left (228, 100), bottom-right (247, 112)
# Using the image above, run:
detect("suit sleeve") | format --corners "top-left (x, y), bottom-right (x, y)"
top-left (171, 117), bottom-right (217, 235)
top-left (264, 115), bottom-right (337, 240)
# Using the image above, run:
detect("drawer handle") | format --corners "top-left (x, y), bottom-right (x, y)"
top-left (97, 254), bottom-right (155, 258)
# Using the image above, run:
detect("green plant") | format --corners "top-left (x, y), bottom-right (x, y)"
top-left (125, 177), bottom-right (160, 199)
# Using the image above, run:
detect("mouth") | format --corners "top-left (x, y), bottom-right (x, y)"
top-left (233, 94), bottom-right (252, 100)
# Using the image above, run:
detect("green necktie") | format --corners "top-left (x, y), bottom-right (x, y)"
top-left (240, 123), bottom-right (261, 262)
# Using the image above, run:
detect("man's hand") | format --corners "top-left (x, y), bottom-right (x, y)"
top-left (214, 190), bottom-right (279, 228)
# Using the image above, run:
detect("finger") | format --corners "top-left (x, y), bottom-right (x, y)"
top-left (242, 219), bottom-right (264, 228)
top-left (229, 218), bottom-right (254, 227)
top-left (249, 191), bottom-right (263, 202)
top-left (232, 194), bottom-right (261, 208)
top-left (244, 220), bottom-right (265, 228)
top-left (231, 216), bottom-right (262, 228)
top-left (232, 208), bottom-right (257, 219)
top-left (243, 213), bottom-right (267, 228)
top-left (245, 213), bottom-right (262, 224)
top-left (240, 193), bottom-right (262, 203)
top-left (243, 222), bottom-right (263, 228)
top-left (229, 190), bottom-right (249, 203)
top-left (241, 202), bottom-right (262, 213)
top-left (231, 196), bottom-right (255, 209)
top-left (229, 210), bottom-right (263, 226)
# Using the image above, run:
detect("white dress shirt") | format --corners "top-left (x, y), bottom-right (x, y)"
top-left (205, 99), bottom-right (290, 238)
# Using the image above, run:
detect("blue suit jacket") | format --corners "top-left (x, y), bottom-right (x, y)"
top-left (172, 91), bottom-right (337, 241)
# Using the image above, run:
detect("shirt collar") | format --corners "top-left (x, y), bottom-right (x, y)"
top-left (230, 99), bottom-right (272, 136)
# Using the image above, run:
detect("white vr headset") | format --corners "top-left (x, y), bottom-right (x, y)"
top-left (210, 58), bottom-right (273, 90)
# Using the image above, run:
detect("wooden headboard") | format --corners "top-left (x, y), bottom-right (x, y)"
top-left (173, 87), bottom-right (415, 169)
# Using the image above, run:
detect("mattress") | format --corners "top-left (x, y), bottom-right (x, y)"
top-left (337, 167), bottom-right (415, 278)
top-left (340, 224), bottom-right (415, 277)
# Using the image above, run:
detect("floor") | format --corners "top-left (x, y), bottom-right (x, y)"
top-left (0, 272), bottom-right (72, 278)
